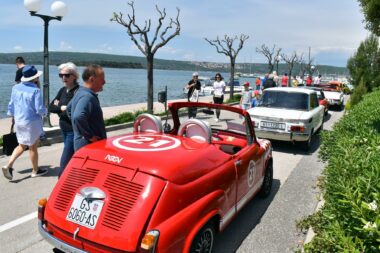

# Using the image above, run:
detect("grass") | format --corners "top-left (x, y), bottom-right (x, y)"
top-left (298, 89), bottom-right (380, 252)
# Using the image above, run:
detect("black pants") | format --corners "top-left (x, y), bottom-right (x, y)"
top-left (213, 95), bottom-right (224, 119)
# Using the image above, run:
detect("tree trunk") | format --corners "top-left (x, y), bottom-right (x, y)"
top-left (146, 54), bottom-right (154, 114)
top-left (230, 59), bottom-right (235, 98)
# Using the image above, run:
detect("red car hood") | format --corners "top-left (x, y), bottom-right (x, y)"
top-left (74, 132), bottom-right (231, 185)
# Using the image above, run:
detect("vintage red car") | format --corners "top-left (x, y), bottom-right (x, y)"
top-left (38, 102), bottom-right (273, 253)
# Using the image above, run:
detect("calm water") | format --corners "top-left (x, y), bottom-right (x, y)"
top-left (0, 64), bottom-right (235, 119)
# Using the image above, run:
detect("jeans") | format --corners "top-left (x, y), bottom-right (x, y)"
top-left (59, 131), bottom-right (75, 178)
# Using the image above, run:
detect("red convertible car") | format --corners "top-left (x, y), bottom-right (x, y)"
top-left (38, 102), bottom-right (273, 253)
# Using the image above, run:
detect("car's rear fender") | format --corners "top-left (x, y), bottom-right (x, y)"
top-left (153, 190), bottom-right (224, 252)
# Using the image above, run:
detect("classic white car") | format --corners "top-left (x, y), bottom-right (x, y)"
top-left (323, 90), bottom-right (344, 110)
top-left (247, 87), bottom-right (324, 150)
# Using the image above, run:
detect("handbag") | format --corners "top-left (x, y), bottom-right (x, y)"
top-left (2, 122), bottom-right (18, 156)
top-left (189, 89), bottom-right (199, 102)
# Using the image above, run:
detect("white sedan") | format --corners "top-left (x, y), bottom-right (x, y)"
top-left (323, 90), bottom-right (344, 110)
top-left (248, 87), bottom-right (324, 150)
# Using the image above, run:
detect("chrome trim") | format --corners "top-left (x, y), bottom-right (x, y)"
top-left (38, 221), bottom-right (89, 253)
top-left (79, 187), bottom-right (106, 200)
top-left (178, 118), bottom-right (212, 143)
top-left (133, 113), bottom-right (163, 133)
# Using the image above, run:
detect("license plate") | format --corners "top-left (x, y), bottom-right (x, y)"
top-left (261, 121), bottom-right (285, 130)
top-left (66, 194), bottom-right (104, 229)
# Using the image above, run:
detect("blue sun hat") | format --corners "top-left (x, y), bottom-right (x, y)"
top-left (21, 65), bottom-right (43, 82)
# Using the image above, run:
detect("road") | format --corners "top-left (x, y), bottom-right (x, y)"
top-left (0, 106), bottom-right (346, 253)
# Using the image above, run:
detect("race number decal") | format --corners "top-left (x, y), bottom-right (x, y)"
top-left (247, 160), bottom-right (256, 187)
top-left (112, 135), bottom-right (181, 152)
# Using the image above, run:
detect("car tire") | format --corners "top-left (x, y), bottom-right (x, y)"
top-left (300, 129), bottom-right (313, 151)
top-left (259, 161), bottom-right (273, 198)
top-left (190, 222), bottom-right (215, 253)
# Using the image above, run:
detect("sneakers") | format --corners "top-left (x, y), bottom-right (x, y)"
top-left (2, 166), bottom-right (14, 180)
top-left (31, 168), bottom-right (48, 178)
top-left (214, 118), bottom-right (219, 122)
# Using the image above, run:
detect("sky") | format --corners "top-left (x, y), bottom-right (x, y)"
top-left (0, 0), bottom-right (369, 67)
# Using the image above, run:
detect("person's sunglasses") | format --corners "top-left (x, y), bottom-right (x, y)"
top-left (59, 73), bottom-right (71, 78)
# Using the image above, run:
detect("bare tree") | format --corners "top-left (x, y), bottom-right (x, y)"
top-left (299, 57), bottom-right (314, 80)
top-left (205, 34), bottom-right (249, 97)
top-left (111, 1), bottom-right (180, 113)
top-left (281, 51), bottom-right (303, 86)
top-left (256, 44), bottom-right (282, 73)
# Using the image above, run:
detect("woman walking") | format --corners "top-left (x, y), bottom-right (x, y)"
top-left (49, 62), bottom-right (80, 177)
top-left (2, 65), bottom-right (48, 180)
top-left (212, 73), bottom-right (226, 122)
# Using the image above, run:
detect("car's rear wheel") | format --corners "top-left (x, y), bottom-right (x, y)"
top-left (300, 129), bottom-right (313, 151)
top-left (259, 160), bottom-right (273, 198)
top-left (190, 222), bottom-right (215, 253)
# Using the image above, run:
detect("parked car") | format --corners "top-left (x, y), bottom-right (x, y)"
top-left (248, 87), bottom-right (324, 150)
top-left (37, 102), bottom-right (273, 253)
top-left (304, 87), bottom-right (329, 116)
top-left (322, 90), bottom-right (344, 110)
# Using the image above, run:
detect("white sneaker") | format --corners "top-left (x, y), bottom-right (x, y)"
top-left (31, 168), bottom-right (48, 178)
top-left (2, 166), bottom-right (13, 180)
top-left (215, 118), bottom-right (219, 122)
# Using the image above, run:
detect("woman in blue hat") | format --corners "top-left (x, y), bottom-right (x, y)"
top-left (2, 65), bottom-right (48, 180)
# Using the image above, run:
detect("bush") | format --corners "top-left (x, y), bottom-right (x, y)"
top-left (350, 77), bottom-right (368, 107)
top-left (226, 94), bottom-right (242, 103)
top-left (104, 108), bottom-right (147, 126)
top-left (300, 90), bottom-right (380, 252)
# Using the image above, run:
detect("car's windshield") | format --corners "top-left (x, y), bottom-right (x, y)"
top-left (173, 105), bottom-right (248, 136)
top-left (258, 91), bottom-right (309, 110)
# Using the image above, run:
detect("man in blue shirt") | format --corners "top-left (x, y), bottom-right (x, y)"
top-left (67, 64), bottom-right (107, 151)
top-left (2, 65), bottom-right (48, 180)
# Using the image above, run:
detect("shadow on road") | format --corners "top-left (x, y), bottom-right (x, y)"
top-left (213, 179), bottom-right (281, 252)
top-left (10, 165), bottom-right (60, 183)
top-left (270, 133), bottom-right (322, 156)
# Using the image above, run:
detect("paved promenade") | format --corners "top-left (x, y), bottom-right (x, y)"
top-left (0, 95), bottom-right (218, 137)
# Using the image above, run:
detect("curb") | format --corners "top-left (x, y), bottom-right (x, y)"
top-left (302, 198), bottom-right (325, 250)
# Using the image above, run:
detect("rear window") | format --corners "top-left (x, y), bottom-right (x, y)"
top-left (258, 91), bottom-right (309, 110)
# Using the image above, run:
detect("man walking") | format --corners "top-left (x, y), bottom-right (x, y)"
top-left (67, 64), bottom-right (107, 151)
top-left (15, 56), bottom-right (26, 84)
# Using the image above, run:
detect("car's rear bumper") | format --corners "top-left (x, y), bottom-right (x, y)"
top-left (255, 129), bottom-right (310, 142)
top-left (38, 220), bottom-right (88, 253)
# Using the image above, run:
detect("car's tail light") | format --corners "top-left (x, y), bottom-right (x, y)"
top-left (38, 198), bottom-right (48, 221)
top-left (290, 125), bottom-right (305, 132)
top-left (141, 230), bottom-right (160, 252)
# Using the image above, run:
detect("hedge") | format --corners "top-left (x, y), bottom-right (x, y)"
top-left (299, 89), bottom-right (380, 252)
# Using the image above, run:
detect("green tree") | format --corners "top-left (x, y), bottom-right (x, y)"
top-left (358, 0), bottom-right (380, 36)
top-left (347, 34), bottom-right (380, 92)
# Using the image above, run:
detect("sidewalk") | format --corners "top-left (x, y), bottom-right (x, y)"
top-left (0, 95), bottom-right (219, 140)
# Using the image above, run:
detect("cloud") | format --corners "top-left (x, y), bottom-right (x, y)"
top-left (13, 45), bottom-right (23, 52)
top-left (312, 46), bottom-right (356, 55)
top-left (59, 41), bottom-right (73, 51)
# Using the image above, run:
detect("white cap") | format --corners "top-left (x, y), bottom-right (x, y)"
top-left (192, 72), bottom-right (199, 76)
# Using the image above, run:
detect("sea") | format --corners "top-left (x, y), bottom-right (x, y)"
top-left (0, 64), bottom-right (243, 119)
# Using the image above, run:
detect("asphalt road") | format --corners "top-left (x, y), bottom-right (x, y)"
top-left (0, 105), bottom-right (346, 253)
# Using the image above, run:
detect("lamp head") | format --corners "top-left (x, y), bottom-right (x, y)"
top-left (51, 1), bottom-right (68, 17)
top-left (24, 0), bottom-right (42, 12)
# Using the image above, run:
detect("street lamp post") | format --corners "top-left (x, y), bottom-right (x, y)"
top-left (24, 0), bottom-right (67, 127)
top-left (276, 55), bottom-right (281, 75)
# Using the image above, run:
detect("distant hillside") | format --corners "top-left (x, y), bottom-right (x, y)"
top-left (0, 51), bottom-right (349, 75)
